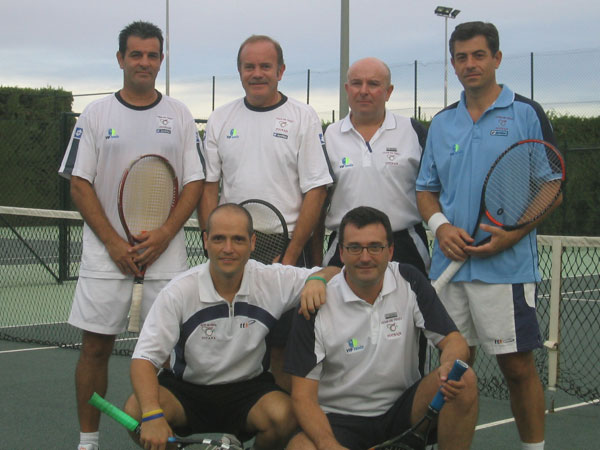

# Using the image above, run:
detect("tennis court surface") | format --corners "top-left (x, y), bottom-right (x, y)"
top-left (1, 207), bottom-right (599, 449)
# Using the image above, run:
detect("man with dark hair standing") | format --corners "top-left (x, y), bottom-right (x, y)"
top-left (59, 21), bottom-right (205, 450)
top-left (416, 21), bottom-right (559, 449)
top-left (199, 35), bottom-right (333, 390)
top-left (285, 206), bottom-right (477, 450)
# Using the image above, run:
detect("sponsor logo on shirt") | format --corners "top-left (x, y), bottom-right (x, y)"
top-left (494, 337), bottom-right (515, 345)
top-left (200, 323), bottom-right (217, 340)
top-left (491, 115), bottom-right (512, 137)
top-left (384, 150), bottom-right (399, 166)
top-left (339, 157), bottom-right (354, 169)
top-left (226, 128), bottom-right (239, 139)
top-left (382, 316), bottom-right (402, 340)
top-left (345, 338), bottom-right (365, 353)
top-left (156, 116), bottom-right (173, 134)
top-left (74, 127), bottom-right (84, 139)
top-left (239, 319), bottom-right (256, 328)
top-left (273, 117), bottom-right (292, 140)
top-left (319, 133), bottom-right (325, 146)
top-left (105, 128), bottom-right (119, 139)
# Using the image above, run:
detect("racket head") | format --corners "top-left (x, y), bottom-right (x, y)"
top-left (118, 154), bottom-right (179, 244)
top-left (239, 199), bottom-right (289, 264)
top-left (482, 139), bottom-right (565, 231)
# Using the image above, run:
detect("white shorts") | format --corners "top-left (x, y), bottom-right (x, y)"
top-left (68, 277), bottom-right (169, 335)
top-left (437, 281), bottom-right (542, 355)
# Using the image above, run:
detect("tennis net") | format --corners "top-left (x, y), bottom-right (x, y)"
top-left (1, 206), bottom-right (599, 403)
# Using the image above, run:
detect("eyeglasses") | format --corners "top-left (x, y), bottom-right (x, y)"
top-left (342, 244), bottom-right (388, 255)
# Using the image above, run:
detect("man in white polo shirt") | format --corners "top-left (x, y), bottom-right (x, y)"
top-left (322, 57), bottom-right (430, 275)
top-left (199, 34), bottom-right (333, 390)
top-left (285, 207), bottom-right (477, 450)
top-left (125, 204), bottom-right (339, 450)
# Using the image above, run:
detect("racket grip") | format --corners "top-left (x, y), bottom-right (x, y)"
top-left (88, 392), bottom-right (139, 432)
top-left (127, 283), bottom-right (143, 332)
top-left (432, 259), bottom-right (465, 293)
top-left (430, 359), bottom-right (469, 412)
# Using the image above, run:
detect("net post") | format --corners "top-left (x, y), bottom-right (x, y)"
top-left (543, 236), bottom-right (563, 411)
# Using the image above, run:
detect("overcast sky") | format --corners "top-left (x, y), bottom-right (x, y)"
top-left (1, 0), bottom-right (598, 119)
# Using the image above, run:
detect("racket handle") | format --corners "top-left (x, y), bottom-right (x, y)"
top-left (432, 259), bottom-right (465, 293)
top-left (430, 359), bottom-right (469, 412)
top-left (127, 282), bottom-right (143, 332)
top-left (88, 392), bottom-right (140, 433)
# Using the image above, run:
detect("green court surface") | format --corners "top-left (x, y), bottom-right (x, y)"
top-left (1, 340), bottom-right (598, 449)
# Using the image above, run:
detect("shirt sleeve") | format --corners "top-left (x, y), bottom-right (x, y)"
top-left (203, 113), bottom-right (223, 183)
top-left (297, 107), bottom-right (333, 193)
top-left (58, 111), bottom-right (98, 183)
top-left (284, 310), bottom-right (324, 380)
top-left (398, 263), bottom-right (458, 345)
top-left (132, 287), bottom-right (182, 368)
top-left (181, 111), bottom-right (206, 186)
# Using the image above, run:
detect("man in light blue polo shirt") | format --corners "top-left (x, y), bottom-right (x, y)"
top-left (416, 21), bottom-right (560, 450)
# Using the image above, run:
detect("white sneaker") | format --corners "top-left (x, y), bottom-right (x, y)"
top-left (78, 444), bottom-right (99, 450)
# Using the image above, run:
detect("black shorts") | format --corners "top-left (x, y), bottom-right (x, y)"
top-left (323, 378), bottom-right (435, 450)
top-left (158, 370), bottom-right (284, 440)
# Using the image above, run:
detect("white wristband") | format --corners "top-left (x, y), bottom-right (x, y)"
top-left (427, 212), bottom-right (450, 236)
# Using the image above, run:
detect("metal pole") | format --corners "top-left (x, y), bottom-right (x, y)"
top-left (307, 69), bottom-right (311, 104)
top-left (339, 0), bottom-right (349, 118)
top-left (414, 60), bottom-right (418, 119)
top-left (165, 0), bottom-right (170, 95)
top-left (444, 16), bottom-right (448, 107)
top-left (530, 52), bottom-right (534, 100)
top-left (212, 76), bottom-right (215, 111)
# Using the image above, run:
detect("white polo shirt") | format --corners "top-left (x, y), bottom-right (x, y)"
top-left (204, 94), bottom-right (333, 231)
top-left (285, 262), bottom-right (457, 416)
top-left (58, 92), bottom-right (205, 279)
top-left (133, 260), bottom-right (318, 385)
top-left (324, 112), bottom-right (425, 232)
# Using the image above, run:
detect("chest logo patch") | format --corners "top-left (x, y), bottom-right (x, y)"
top-left (345, 338), bottom-right (365, 354)
top-left (381, 316), bottom-right (402, 340)
top-left (156, 116), bottom-right (173, 134)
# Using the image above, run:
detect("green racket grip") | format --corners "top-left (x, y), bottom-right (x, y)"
top-left (88, 392), bottom-right (140, 433)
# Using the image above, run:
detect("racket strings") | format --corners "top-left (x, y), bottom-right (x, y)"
top-left (241, 201), bottom-right (289, 264)
top-left (122, 157), bottom-right (177, 236)
top-left (483, 142), bottom-right (563, 227)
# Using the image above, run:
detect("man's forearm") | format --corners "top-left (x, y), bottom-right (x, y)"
top-left (131, 359), bottom-right (162, 413)
top-left (197, 181), bottom-right (219, 230)
top-left (292, 394), bottom-right (345, 450)
top-left (283, 186), bottom-right (328, 265)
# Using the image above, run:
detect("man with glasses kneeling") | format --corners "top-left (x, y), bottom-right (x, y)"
top-left (284, 206), bottom-right (478, 450)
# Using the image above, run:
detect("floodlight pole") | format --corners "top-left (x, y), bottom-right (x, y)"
top-left (435, 6), bottom-right (460, 107)
top-left (339, 0), bottom-right (349, 119)
top-left (165, 0), bottom-right (170, 96)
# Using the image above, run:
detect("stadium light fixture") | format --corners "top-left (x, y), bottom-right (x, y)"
top-left (435, 6), bottom-right (461, 107)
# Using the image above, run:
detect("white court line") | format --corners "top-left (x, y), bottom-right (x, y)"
top-left (476, 399), bottom-right (600, 430)
top-left (0, 337), bottom-right (137, 354)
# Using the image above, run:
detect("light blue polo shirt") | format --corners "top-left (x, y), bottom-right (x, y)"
top-left (416, 85), bottom-right (556, 284)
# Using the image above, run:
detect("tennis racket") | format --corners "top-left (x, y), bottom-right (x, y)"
top-left (118, 154), bottom-right (178, 332)
top-left (88, 393), bottom-right (243, 449)
top-left (369, 360), bottom-right (469, 450)
top-left (432, 139), bottom-right (565, 292)
top-left (239, 199), bottom-right (289, 264)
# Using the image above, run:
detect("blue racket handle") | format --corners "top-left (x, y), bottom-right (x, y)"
top-left (430, 359), bottom-right (469, 412)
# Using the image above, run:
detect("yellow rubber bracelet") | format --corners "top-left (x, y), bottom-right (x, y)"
top-left (142, 408), bottom-right (164, 419)
top-left (305, 276), bottom-right (327, 285)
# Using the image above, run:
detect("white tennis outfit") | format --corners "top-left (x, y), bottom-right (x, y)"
top-left (204, 95), bottom-right (332, 232)
top-left (285, 262), bottom-right (457, 416)
top-left (133, 260), bottom-right (318, 384)
top-left (58, 92), bottom-right (205, 333)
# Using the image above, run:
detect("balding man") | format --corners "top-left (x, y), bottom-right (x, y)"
top-left (321, 57), bottom-right (430, 275)
top-left (125, 204), bottom-right (339, 450)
